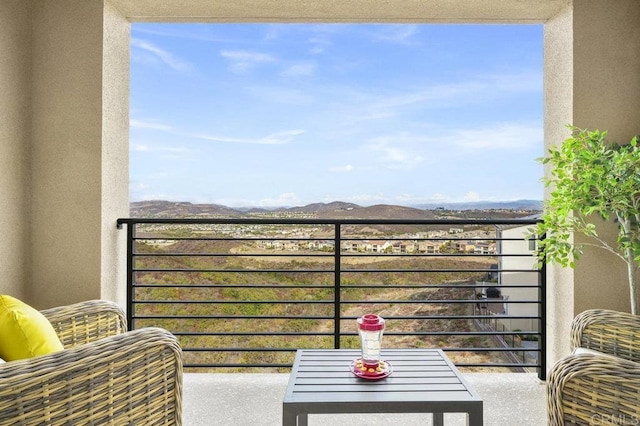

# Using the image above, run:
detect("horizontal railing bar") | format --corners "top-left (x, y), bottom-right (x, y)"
top-left (135, 253), bottom-right (332, 257)
top-left (131, 283), bottom-right (541, 289)
top-left (134, 315), bottom-right (336, 320)
top-left (133, 268), bottom-right (335, 273)
top-left (132, 267), bottom-right (534, 273)
top-left (132, 299), bottom-right (540, 304)
top-left (173, 331), bottom-right (334, 336)
top-left (134, 236), bottom-right (534, 242)
top-left (342, 237), bottom-right (535, 242)
top-left (180, 347), bottom-right (540, 353)
top-left (182, 348), bottom-right (298, 352)
top-left (344, 315), bottom-right (541, 320)
top-left (171, 331), bottom-right (541, 337)
top-left (119, 217), bottom-right (540, 226)
top-left (136, 237), bottom-right (332, 242)
top-left (133, 251), bottom-right (531, 260)
top-left (340, 299), bottom-right (540, 304)
top-left (340, 253), bottom-right (531, 257)
top-left (340, 268), bottom-right (535, 273)
top-left (133, 314), bottom-right (541, 320)
top-left (133, 300), bottom-right (334, 304)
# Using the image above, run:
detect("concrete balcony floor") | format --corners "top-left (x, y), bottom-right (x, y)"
top-left (184, 373), bottom-right (546, 425)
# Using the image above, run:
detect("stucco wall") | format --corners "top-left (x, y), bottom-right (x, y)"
top-left (543, 2), bottom-right (576, 371)
top-left (0, 1), bottom-right (31, 300)
top-left (571, 0), bottom-right (640, 315)
top-left (29, 0), bottom-right (106, 309)
top-left (101, 2), bottom-right (130, 308)
top-left (543, 0), bottom-right (640, 365)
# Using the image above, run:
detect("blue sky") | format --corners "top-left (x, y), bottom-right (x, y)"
top-left (130, 23), bottom-right (543, 207)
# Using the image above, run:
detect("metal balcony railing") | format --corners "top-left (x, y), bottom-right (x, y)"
top-left (117, 217), bottom-right (546, 380)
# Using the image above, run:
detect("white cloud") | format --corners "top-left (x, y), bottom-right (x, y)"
top-left (347, 193), bottom-right (386, 205)
top-left (132, 116), bottom-right (305, 145)
top-left (341, 70), bottom-right (541, 123)
top-left (280, 62), bottom-right (316, 78)
top-left (245, 86), bottom-right (314, 104)
top-left (130, 119), bottom-right (174, 131)
top-left (487, 70), bottom-right (543, 93)
top-left (131, 38), bottom-right (189, 72)
top-left (220, 50), bottom-right (276, 73)
top-left (365, 136), bottom-right (425, 169)
top-left (309, 36), bottom-right (332, 54)
top-left (129, 140), bottom-right (192, 159)
top-left (131, 144), bottom-right (150, 152)
top-left (329, 164), bottom-right (354, 173)
top-left (190, 129), bottom-right (304, 145)
top-left (464, 192), bottom-right (481, 202)
top-left (429, 193), bottom-right (448, 202)
top-left (258, 192), bottom-right (300, 207)
top-left (450, 123), bottom-right (542, 150)
top-left (132, 26), bottom-right (238, 43)
top-left (371, 25), bottom-right (420, 44)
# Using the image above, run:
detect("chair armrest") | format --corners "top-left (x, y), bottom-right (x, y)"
top-left (41, 300), bottom-right (127, 348)
top-left (547, 353), bottom-right (640, 425)
top-left (570, 309), bottom-right (640, 363)
top-left (0, 327), bottom-right (182, 425)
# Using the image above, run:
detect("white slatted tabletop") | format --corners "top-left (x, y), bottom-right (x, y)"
top-left (282, 349), bottom-right (483, 426)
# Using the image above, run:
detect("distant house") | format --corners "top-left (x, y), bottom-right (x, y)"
top-left (341, 242), bottom-right (360, 252)
top-left (453, 241), bottom-right (475, 253)
top-left (371, 240), bottom-right (391, 253)
top-left (418, 241), bottom-right (441, 254)
top-left (474, 241), bottom-right (496, 254)
top-left (283, 241), bottom-right (299, 251)
top-left (428, 230), bottom-right (447, 238)
top-left (392, 241), bottom-right (416, 254)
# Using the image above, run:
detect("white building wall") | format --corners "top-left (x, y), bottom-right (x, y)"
top-left (499, 226), bottom-right (540, 333)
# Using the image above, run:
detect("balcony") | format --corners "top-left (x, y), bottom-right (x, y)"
top-left (116, 217), bottom-right (547, 423)
top-left (4, 1), bottom-right (640, 424)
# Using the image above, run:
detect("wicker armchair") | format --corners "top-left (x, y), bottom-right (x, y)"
top-left (547, 309), bottom-right (640, 425)
top-left (0, 300), bottom-right (183, 425)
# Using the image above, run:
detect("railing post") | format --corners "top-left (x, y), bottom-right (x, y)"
top-left (334, 223), bottom-right (341, 349)
top-left (538, 232), bottom-right (547, 381)
top-left (126, 222), bottom-right (135, 331)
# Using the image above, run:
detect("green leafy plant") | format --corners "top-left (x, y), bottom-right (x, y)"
top-left (536, 126), bottom-right (640, 314)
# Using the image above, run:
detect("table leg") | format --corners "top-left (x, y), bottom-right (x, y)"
top-left (467, 405), bottom-right (484, 426)
top-left (298, 414), bottom-right (308, 426)
top-left (282, 408), bottom-right (296, 426)
top-left (433, 412), bottom-right (444, 426)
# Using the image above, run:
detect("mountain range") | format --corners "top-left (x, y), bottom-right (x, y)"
top-left (130, 199), bottom-right (542, 219)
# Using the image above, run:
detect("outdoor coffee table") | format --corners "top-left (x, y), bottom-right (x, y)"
top-left (282, 349), bottom-right (483, 425)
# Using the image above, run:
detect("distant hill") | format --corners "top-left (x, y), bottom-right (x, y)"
top-left (413, 199), bottom-right (542, 211)
top-left (286, 201), bottom-right (360, 213)
top-left (315, 204), bottom-right (435, 220)
top-left (130, 199), bottom-right (542, 219)
top-left (130, 200), bottom-right (243, 218)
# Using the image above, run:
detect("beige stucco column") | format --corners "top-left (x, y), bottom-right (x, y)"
top-left (544, 0), bottom-right (640, 366)
top-left (0, 1), bottom-right (32, 301)
top-left (28, 0), bottom-right (129, 309)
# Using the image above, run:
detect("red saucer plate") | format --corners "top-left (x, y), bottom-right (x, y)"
top-left (349, 358), bottom-right (392, 380)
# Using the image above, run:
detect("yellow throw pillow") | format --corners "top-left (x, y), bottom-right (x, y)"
top-left (0, 295), bottom-right (64, 361)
